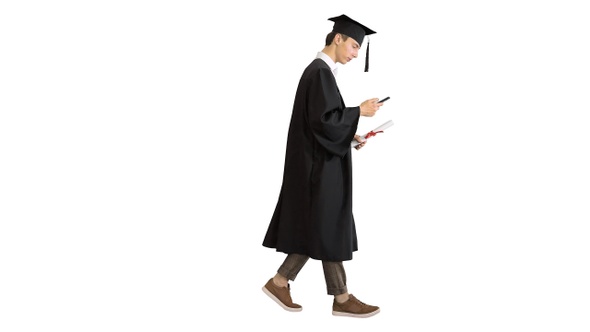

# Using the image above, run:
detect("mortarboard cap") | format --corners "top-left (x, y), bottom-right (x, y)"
top-left (328, 14), bottom-right (377, 72)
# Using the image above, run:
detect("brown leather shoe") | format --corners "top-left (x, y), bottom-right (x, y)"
top-left (262, 278), bottom-right (302, 312)
top-left (332, 294), bottom-right (380, 318)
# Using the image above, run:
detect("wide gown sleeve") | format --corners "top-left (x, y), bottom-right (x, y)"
top-left (307, 67), bottom-right (360, 157)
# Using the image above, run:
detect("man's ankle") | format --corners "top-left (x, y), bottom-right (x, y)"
top-left (272, 274), bottom-right (288, 288)
top-left (335, 293), bottom-right (350, 303)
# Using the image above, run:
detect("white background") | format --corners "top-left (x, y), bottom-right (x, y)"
top-left (1, 1), bottom-right (589, 331)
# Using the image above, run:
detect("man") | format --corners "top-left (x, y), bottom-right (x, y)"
top-left (262, 14), bottom-right (384, 318)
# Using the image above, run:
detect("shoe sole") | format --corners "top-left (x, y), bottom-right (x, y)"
top-left (332, 308), bottom-right (380, 318)
top-left (262, 286), bottom-right (303, 312)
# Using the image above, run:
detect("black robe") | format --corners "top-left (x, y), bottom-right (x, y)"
top-left (262, 58), bottom-right (360, 261)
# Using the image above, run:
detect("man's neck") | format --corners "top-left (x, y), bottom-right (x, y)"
top-left (321, 45), bottom-right (337, 64)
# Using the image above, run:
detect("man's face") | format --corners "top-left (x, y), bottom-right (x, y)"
top-left (335, 35), bottom-right (360, 65)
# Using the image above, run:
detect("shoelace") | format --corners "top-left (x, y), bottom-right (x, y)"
top-left (351, 295), bottom-right (367, 306)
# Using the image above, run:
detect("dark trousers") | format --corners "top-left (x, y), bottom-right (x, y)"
top-left (277, 253), bottom-right (348, 295)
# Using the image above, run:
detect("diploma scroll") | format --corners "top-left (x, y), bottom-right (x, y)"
top-left (351, 120), bottom-right (394, 148)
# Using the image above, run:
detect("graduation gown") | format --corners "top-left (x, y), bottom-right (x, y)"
top-left (262, 58), bottom-right (360, 261)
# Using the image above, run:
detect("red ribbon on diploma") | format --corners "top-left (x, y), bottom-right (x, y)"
top-left (364, 130), bottom-right (384, 139)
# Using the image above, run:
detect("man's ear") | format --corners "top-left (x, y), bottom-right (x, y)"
top-left (334, 33), bottom-right (341, 46)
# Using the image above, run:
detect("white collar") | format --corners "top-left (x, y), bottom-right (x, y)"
top-left (316, 52), bottom-right (338, 77)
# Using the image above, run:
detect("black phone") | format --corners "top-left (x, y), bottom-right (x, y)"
top-left (378, 96), bottom-right (390, 103)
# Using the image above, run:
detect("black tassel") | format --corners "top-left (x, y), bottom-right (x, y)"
top-left (364, 39), bottom-right (370, 72)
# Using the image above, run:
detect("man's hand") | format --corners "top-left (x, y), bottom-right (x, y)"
top-left (354, 135), bottom-right (366, 150)
top-left (359, 98), bottom-right (383, 117)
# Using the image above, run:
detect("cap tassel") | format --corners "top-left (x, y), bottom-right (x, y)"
top-left (364, 38), bottom-right (370, 72)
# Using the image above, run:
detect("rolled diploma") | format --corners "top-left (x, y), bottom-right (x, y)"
top-left (351, 120), bottom-right (394, 148)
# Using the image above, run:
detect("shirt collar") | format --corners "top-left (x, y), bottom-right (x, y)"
top-left (316, 52), bottom-right (338, 77)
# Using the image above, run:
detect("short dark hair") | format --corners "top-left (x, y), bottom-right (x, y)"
top-left (325, 32), bottom-right (349, 46)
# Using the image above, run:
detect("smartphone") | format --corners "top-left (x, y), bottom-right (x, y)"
top-left (378, 96), bottom-right (390, 103)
